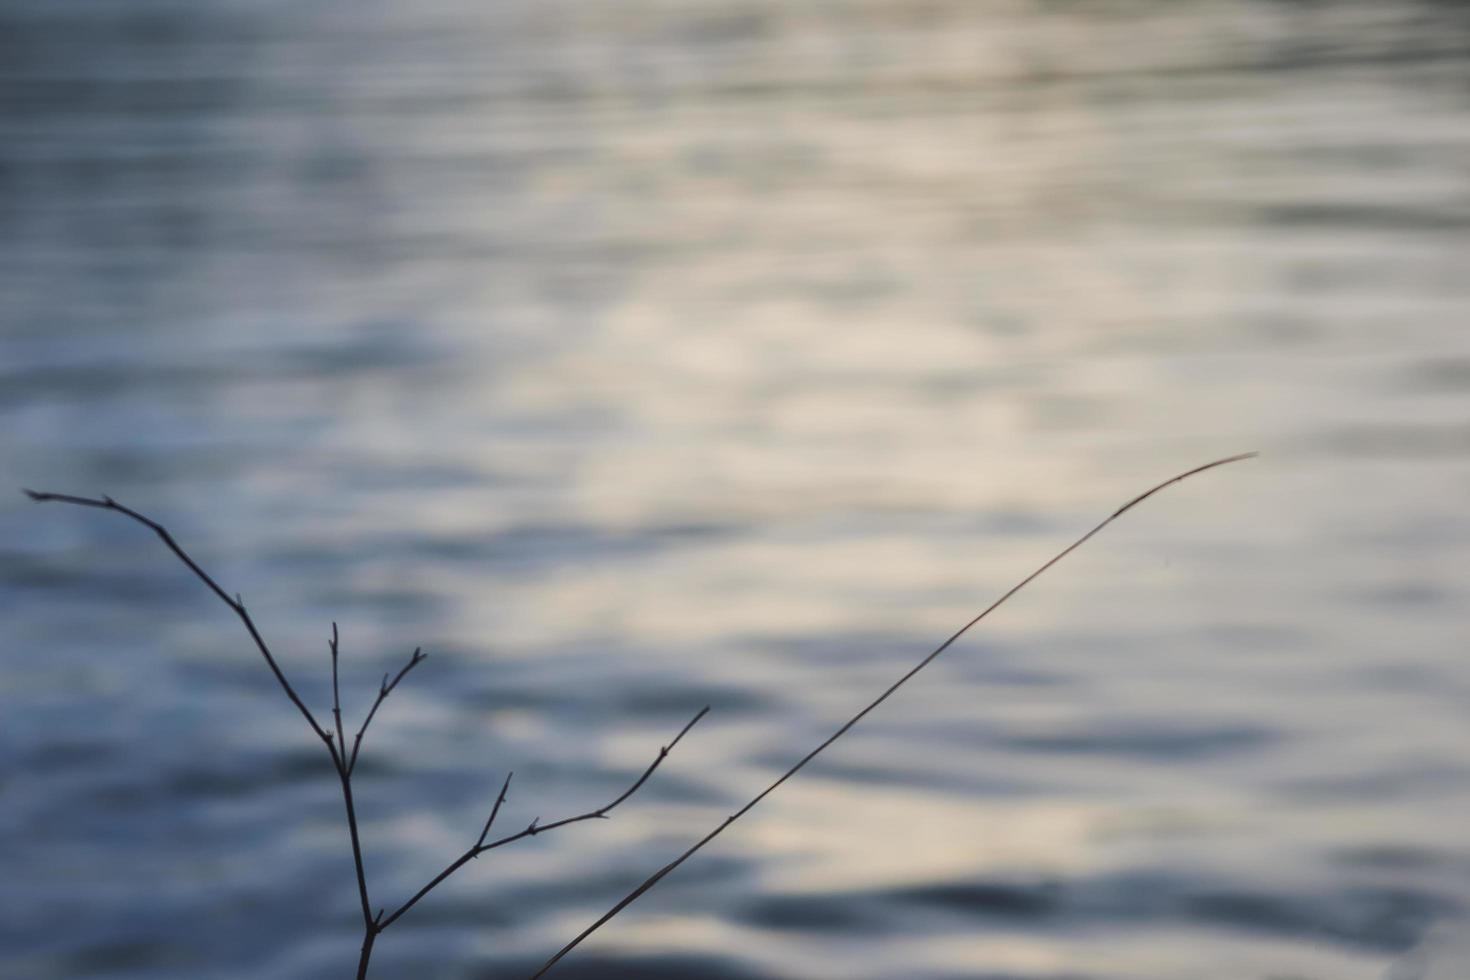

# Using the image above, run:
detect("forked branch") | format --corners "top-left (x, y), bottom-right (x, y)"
top-left (24, 487), bottom-right (707, 980)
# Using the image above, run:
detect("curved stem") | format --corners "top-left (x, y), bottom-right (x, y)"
top-left (529, 452), bottom-right (1257, 978)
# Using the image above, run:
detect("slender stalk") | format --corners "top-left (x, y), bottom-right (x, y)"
top-left (528, 452), bottom-right (1257, 978)
top-left (330, 624), bottom-right (347, 760)
top-left (335, 748), bottom-right (376, 927)
top-left (356, 923), bottom-right (377, 980)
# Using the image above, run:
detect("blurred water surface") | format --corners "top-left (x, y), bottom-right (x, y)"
top-left (3, 2), bottom-right (1469, 978)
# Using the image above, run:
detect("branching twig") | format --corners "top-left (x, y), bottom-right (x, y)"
top-left (23, 490), bottom-right (384, 972)
top-left (379, 706), bottom-right (708, 930)
top-left (527, 452), bottom-right (1257, 979)
top-left (25, 488), bottom-right (703, 980)
top-left (348, 646), bottom-right (426, 775)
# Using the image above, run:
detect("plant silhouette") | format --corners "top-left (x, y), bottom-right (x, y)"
top-left (24, 452), bottom-right (1254, 978)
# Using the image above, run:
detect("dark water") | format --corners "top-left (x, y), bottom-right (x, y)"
top-left (3, 2), bottom-right (1469, 978)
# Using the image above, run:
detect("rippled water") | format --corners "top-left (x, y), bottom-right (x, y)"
top-left (3, 2), bottom-right (1469, 978)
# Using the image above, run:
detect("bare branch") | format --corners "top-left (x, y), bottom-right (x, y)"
top-left (23, 489), bottom-right (385, 963)
top-left (23, 490), bottom-right (332, 742)
top-left (322, 621), bottom-right (378, 940)
top-left (527, 453), bottom-right (1258, 979)
top-left (477, 772), bottom-right (514, 850)
top-left (335, 758), bottom-right (375, 933)
top-left (380, 705), bottom-right (709, 931)
top-left (330, 623), bottom-right (347, 757)
top-left (348, 646), bottom-right (427, 775)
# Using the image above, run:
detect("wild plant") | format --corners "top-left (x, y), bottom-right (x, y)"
top-left (24, 452), bottom-right (1253, 978)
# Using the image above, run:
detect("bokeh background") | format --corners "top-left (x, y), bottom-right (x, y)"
top-left (3, 2), bottom-right (1468, 978)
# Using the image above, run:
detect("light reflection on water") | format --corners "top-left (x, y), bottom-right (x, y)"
top-left (2, 1), bottom-right (1469, 978)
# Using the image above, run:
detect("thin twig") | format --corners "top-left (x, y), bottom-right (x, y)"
top-left (527, 452), bottom-right (1257, 979)
top-left (337, 753), bottom-right (375, 936)
top-left (23, 490), bottom-right (384, 973)
top-left (348, 647), bottom-right (426, 775)
top-left (380, 705), bottom-right (709, 930)
top-left (477, 772), bottom-right (514, 850)
top-left (330, 623), bottom-right (346, 756)
top-left (23, 490), bottom-right (331, 741)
